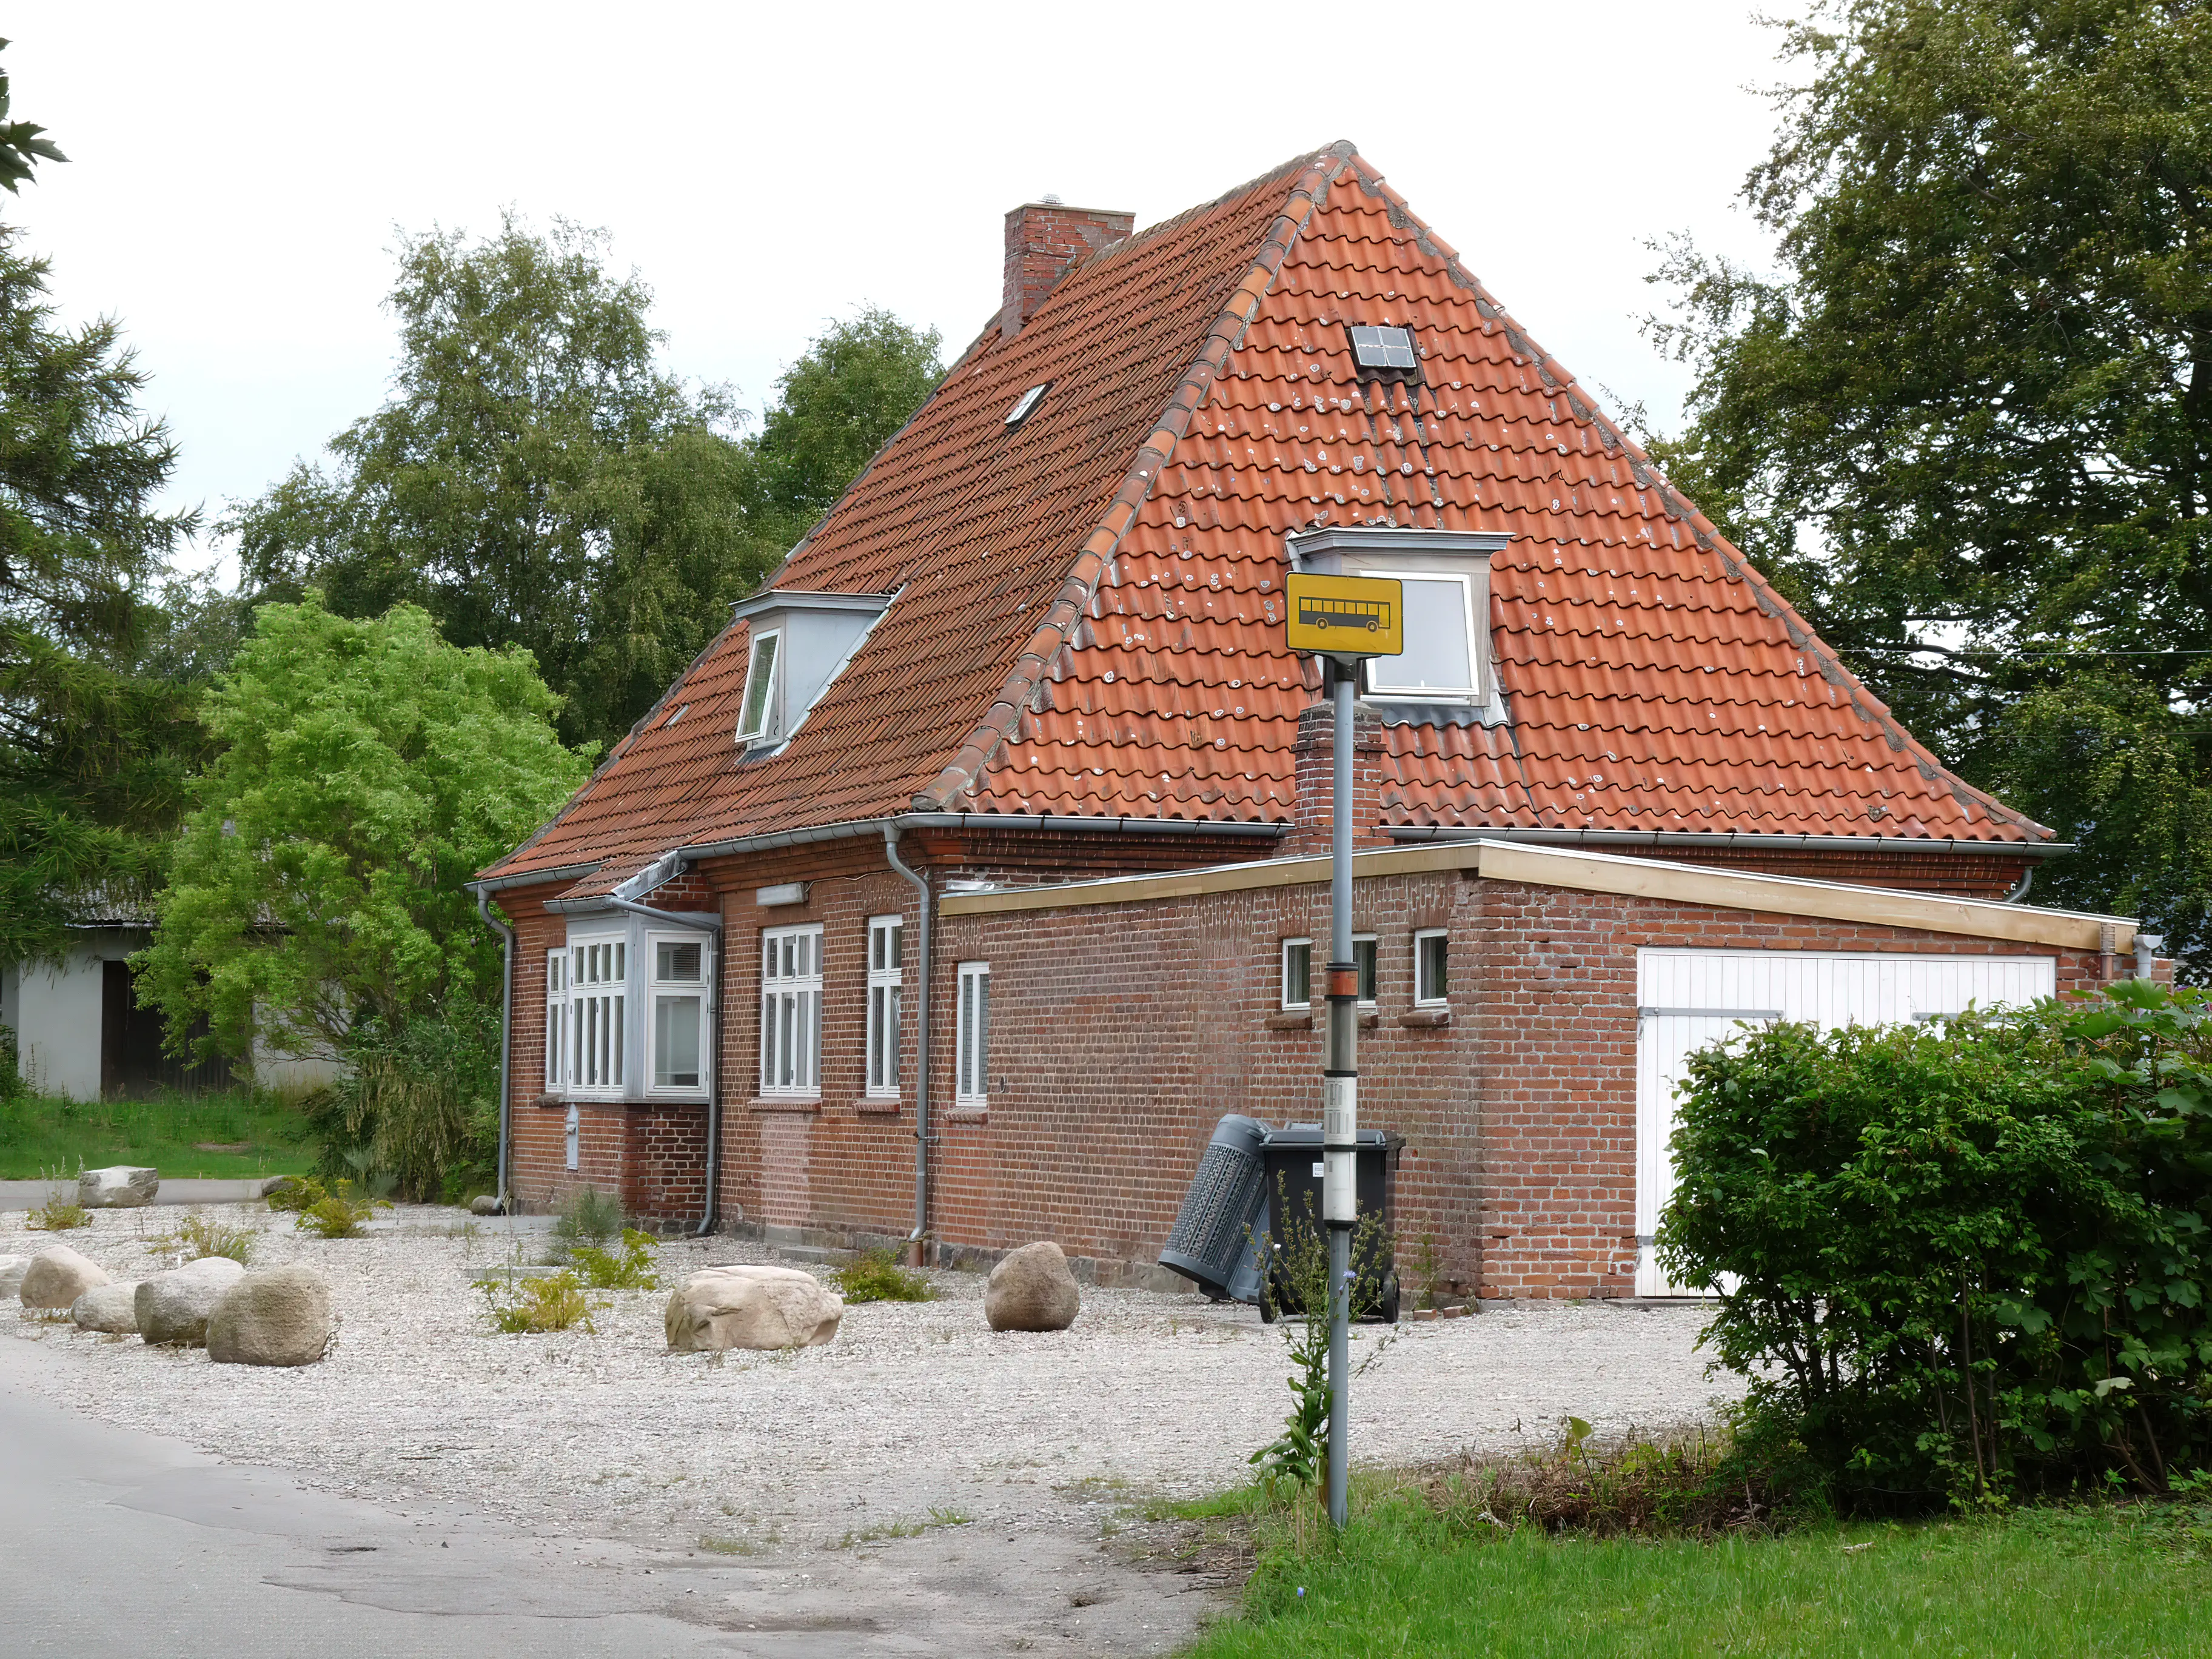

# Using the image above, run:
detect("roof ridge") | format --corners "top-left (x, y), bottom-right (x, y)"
top-left (1332, 150), bottom-right (2052, 845)
top-left (913, 143), bottom-right (1356, 810)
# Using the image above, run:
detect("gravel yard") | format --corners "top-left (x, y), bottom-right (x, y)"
top-left (4, 1204), bottom-right (1735, 1552)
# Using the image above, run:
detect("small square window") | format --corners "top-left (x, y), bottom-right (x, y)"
top-left (1366, 574), bottom-right (1480, 700)
top-left (1349, 324), bottom-right (1418, 371)
top-left (1281, 938), bottom-right (1312, 1009)
top-left (1415, 930), bottom-right (1449, 1006)
top-left (735, 629), bottom-right (780, 744)
top-left (655, 940), bottom-right (702, 982)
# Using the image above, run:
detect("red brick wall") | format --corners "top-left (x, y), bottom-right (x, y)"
top-left (490, 835), bottom-right (2118, 1296)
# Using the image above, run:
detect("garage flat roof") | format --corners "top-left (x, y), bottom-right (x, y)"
top-left (939, 838), bottom-right (2137, 954)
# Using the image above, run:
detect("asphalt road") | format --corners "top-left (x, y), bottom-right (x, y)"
top-left (0, 1335), bottom-right (1212, 1657)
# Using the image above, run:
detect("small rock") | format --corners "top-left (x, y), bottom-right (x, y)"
top-left (19, 1245), bottom-right (110, 1309)
top-left (469, 1194), bottom-right (502, 1217)
top-left (259, 1176), bottom-right (300, 1201)
top-left (985, 1241), bottom-right (1081, 1333)
top-left (207, 1264), bottom-right (332, 1367)
top-left (72, 1281), bottom-right (141, 1333)
top-left (78, 1166), bottom-right (159, 1208)
top-left (664, 1265), bottom-right (842, 1353)
top-left (137, 1257), bottom-right (249, 1346)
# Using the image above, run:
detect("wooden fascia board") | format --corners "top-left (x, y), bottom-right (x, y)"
top-left (942, 836), bottom-right (2134, 951)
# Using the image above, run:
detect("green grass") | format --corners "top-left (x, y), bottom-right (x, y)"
top-left (0, 1090), bottom-right (317, 1181)
top-left (1178, 1493), bottom-right (2212, 1658)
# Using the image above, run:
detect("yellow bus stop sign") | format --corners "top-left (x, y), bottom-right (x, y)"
top-left (1285, 572), bottom-right (1404, 657)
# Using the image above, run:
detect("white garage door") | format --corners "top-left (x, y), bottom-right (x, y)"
top-left (1634, 948), bottom-right (2057, 1296)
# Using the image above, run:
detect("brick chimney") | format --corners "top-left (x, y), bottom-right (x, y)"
top-left (1000, 198), bottom-right (1134, 341)
top-left (1290, 699), bottom-right (1389, 857)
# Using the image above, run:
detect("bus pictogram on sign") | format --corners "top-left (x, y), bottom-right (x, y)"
top-left (1284, 572), bottom-right (1404, 657)
top-left (1298, 593), bottom-right (1391, 634)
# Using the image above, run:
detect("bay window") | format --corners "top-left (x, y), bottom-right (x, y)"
top-left (545, 919), bottom-right (715, 1101)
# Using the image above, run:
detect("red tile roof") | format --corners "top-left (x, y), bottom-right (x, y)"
top-left (483, 143), bottom-right (2048, 888)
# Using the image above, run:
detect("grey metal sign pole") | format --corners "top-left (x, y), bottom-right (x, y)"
top-left (1322, 655), bottom-right (1358, 1530)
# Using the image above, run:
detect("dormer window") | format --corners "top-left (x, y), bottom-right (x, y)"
top-left (1287, 527), bottom-right (1510, 707)
top-left (729, 589), bottom-right (896, 753)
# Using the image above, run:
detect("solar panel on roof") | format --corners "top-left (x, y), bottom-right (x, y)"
top-left (1350, 325), bottom-right (1417, 369)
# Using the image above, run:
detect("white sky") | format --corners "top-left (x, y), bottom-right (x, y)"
top-left (8, 2), bottom-right (1791, 580)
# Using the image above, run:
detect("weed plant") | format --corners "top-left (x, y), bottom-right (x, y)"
top-left (554, 1187), bottom-right (625, 1249)
top-left (482, 1269), bottom-right (598, 1334)
top-left (25, 1186), bottom-right (90, 1230)
top-left (833, 1247), bottom-right (935, 1303)
top-left (164, 1210), bottom-right (257, 1264)
top-left (569, 1228), bottom-right (660, 1290)
top-left (295, 1179), bottom-right (386, 1239)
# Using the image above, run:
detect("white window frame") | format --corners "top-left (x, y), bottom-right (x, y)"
top-left (1415, 929), bottom-right (1449, 1007)
top-left (759, 923), bottom-right (822, 1099)
top-left (865, 914), bottom-right (903, 1099)
top-left (545, 949), bottom-right (569, 1090)
top-left (566, 932), bottom-right (628, 1096)
top-left (955, 960), bottom-right (991, 1108)
top-left (1364, 571), bottom-right (1481, 702)
top-left (647, 933), bottom-right (713, 1097)
top-left (734, 628), bottom-right (782, 745)
top-left (1353, 933), bottom-right (1378, 1007)
top-left (1281, 937), bottom-right (1313, 1010)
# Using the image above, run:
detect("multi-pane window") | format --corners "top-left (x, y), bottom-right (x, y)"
top-left (545, 950), bottom-right (569, 1088)
top-left (651, 937), bottom-right (709, 1092)
top-left (760, 924), bottom-right (822, 1098)
top-left (956, 960), bottom-right (990, 1107)
top-left (1415, 930), bottom-right (1449, 1005)
top-left (568, 936), bottom-right (626, 1092)
top-left (865, 915), bottom-right (903, 1098)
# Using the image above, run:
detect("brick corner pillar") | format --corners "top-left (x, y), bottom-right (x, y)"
top-left (1290, 699), bottom-right (1387, 857)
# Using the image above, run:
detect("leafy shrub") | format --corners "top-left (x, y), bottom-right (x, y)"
top-left (265, 1175), bottom-right (325, 1213)
top-left (295, 1179), bottom-right (384, 1239)
top-left (554, 1186), bottom-right (626, 1249)
top-left (1661, 980), bottom-right (2212, 1508)
top-left (833, 1247), bottom-right (935, 1304)
top-left (301, 1004), bottom-right (500, 1202)
top-left (0, 1027), bottom-right (25, 1101)
top-left (570, 1228), bottom-right (660, 1290)
top-left (168, 1210), bottom-right (256, 1264)
top-left (483, 1269), bottom-right (597, 1333)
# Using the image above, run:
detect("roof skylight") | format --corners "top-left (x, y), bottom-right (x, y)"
top-left (1004, 382), bottom-right (1051, 427)
top-left (1350, 324), bottom-right (1418, 371)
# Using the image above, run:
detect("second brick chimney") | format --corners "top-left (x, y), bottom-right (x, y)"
top-left (1001, 198), bottom-right (1134, 341)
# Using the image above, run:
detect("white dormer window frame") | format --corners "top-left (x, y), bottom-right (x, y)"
top-left (735, 628), bottom-right (782, 745)
top-left (729, 589), bottom-right (897, 754)
top-left (1287, 528), bottom-right (1510, 707)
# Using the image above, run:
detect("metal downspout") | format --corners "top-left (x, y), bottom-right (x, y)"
top-left (885, 826), bottom-right (933, 1266)
top-left (2005, 866), bottom-right (2034, 904)
top-left (474, 889), bottom-right (516, 1213)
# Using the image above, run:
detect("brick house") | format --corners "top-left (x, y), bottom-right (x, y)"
top-left (472, 142), bottom-right (2153, 1299)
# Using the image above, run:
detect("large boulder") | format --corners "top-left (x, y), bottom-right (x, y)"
top-left (19, 1245), bottom-right (110, 1310)
top-left (78, 1166), bottom-right (159, 1208)
top-left (206, 1264), bottom-right (332, 1367)
top-left (72, 1281), bottom-right (140, 1333)
top-left (985, 1241), bottom-right (1081, 1333)
top-left (664, 1265), bottom-right (842, 1353)
top-left (136, 1257), bottom-right (249, 1346)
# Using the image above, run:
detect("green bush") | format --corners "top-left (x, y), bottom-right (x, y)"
top-left (295, 1179), bottom-right (384, 1239)
top-left (302, 1003), bottom-right (500, 1202)
top-left (483, 1270), bottom-right (597, 1334)
top-left (1660, 980), bottom-right (2212, 1508)
top-left (553, 1185), bottom-right (626, 1249)
top-left (569, 1228), bottom-right (660, 1290)
top-left (833, 1247), bottom-right (935, 1304)
top-left (0, 1028), bottom-right (24, 1101)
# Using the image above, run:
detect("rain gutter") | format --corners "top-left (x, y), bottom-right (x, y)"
top-left (1387, 826), bottom-right (2076, 859)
